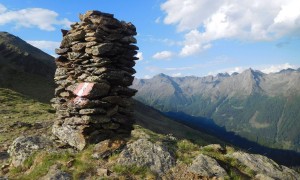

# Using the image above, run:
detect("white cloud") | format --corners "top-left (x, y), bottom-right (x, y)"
top-left (164, 66), bottom-right (193, 71)
top-left (208, 63), bottom-right (299, 75)
top-left (152, 51), bottom-right (174, 60)
top-left (136, 52), bottom-right (144, 60)
top-left (0, 4), bottom-right (7, 13)
top-left (0, 3), bottom-right (72, 31)
top-left (208, 66), bottom-right (246, 76)
top-left (27, 40), bottom-right (60, 51)
top-left (171, 72), bottom-right (183, 77)
top-left (260, 63), bottom-right (297, 74)
top-left (144, 75), bottom-right (152, 79)
top-left (161, 0), bottom-right (300, 56)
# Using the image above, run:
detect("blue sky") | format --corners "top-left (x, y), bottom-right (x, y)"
top-left (0, 0), bottom-right (300, 78)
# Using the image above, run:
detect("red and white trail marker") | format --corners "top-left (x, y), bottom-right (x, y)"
top-left (73, 82), bottom-right (95, 97)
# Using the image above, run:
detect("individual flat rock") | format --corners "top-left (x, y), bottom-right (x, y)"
top-left (79, 108), bottom-right (106, 115)
top-left (8, 136), bottom-right (53, 167)
top-left (55, 68), bottom-right (68, 77)
top-left (90, 43), bottom-right (114, 56)
top-left (72, 82), bottom-right (110, 98)
top-left (110, 86), bottom-right (137, 96)
top-left (64, 117), bottom-right (90, 125)
top-left (117, 139), bottom-right (175, 175)
top-left (82, 115), bottom-right (111, 123)
top-left (52, 124), bottom-right (87, 150)
top-left (71, 43), bottom-right (86, 52)
top-left (227, 151), bottom-right (300, 180)
top-left (69, 30), bottom-right (85, 41)
top-left (92, 138), bottom-right (126, 159)
top-left (55, 48), bottom-right (70, 55)
top-left (187, 154), bottom-right (228, 178)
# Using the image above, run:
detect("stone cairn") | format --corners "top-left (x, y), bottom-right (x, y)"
top-left (51, 10), bottom-right (138, 150)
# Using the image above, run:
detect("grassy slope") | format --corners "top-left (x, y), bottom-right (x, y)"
top-left (0, 67), bottom-right (55, 103)
top-left (134, 100), bottom-right (225, 146)
top-left (0, 88), bottom-right (55, 145)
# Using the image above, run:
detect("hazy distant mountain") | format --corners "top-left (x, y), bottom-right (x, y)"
top-left (132, 69), bottom-right (300, 152)
top-left (0, 32), bottom-right (55, 102)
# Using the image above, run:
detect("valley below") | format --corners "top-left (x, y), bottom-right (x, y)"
top-left (132, 69), bottom-right (300, 160)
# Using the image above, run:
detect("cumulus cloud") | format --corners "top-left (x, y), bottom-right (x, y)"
top-left (208, 63), bottom-right (299, 75)
top-left (161, 0), bottom-right (300, 56)
top-left (0, 3), bottom-right (72, 31)
top-left (260, 63), bottom-right (298, 74)
top-left (135, 52), bottom-right (144, 60)
top-left (208, 66), bottom-right (246, 76)
top-left (27, 40), bottom-right (60, 51)
top-left (152, 51), bottom-right (174, 60)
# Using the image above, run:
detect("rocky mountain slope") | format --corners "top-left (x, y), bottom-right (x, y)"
top-left (132, 69), bottom-right (300, 152)
top-left (0, 32), bottom-right (55, 102)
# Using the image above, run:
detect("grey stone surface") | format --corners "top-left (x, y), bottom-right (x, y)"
top-left (117, 139), bottom-right (175, 175)
top-left (52, 124), bottom-right (86, 151)
top-left (187, 154), bottom-right (228, 178)
top-left (41, 165), bottom-right (72, 180)
top-left (228, 151), bottom-right (300, 180)
top-left (8, 136), bottom-right (53, 167)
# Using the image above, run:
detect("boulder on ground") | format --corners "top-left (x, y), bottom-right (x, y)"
top-left (187, 154), bottom-right (228, 178)
top-left (41, 164), bottom-right (72, 180)
top-left (8, 136), bottom-right (53, 167)
top-left (117, 139), bottom-right (175, 175)
top-left (227, 151), bottom-right (300, 180)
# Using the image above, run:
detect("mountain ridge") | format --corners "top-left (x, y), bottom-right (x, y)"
top-left (0, 32), bottom-right (55, 102)
top-left (132, 68), bottom-right (300, 152)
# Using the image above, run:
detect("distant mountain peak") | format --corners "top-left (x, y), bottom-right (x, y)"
top-left (216, 72), bottom-right (230, 78)
top-left (278, 68), bottom-right (296, 74)
top-left (153, 73), bottom-right (171, 79)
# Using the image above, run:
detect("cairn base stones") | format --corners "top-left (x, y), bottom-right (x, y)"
top-left (51, 10), bottom-right (138, 150)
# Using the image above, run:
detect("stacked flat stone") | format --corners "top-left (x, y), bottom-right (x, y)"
top-left (51, 10), bottom-right (138, 150)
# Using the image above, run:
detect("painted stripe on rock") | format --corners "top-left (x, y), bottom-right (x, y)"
top-left (73, 82), bottom-right (94, 97)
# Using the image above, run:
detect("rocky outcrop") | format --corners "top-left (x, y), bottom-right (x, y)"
top-left (117, 139), bottom-right (175, 175)
top-left (188, 154), bottom-right (228, 178)
top-left (41, 164), bottom-right (72, 180)
top-left (51, 10), bottom-right (138, 150)
top-left (227, 151), bottom-right (300, 180)
top-left (8, 136), bottom-right (53, 167)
